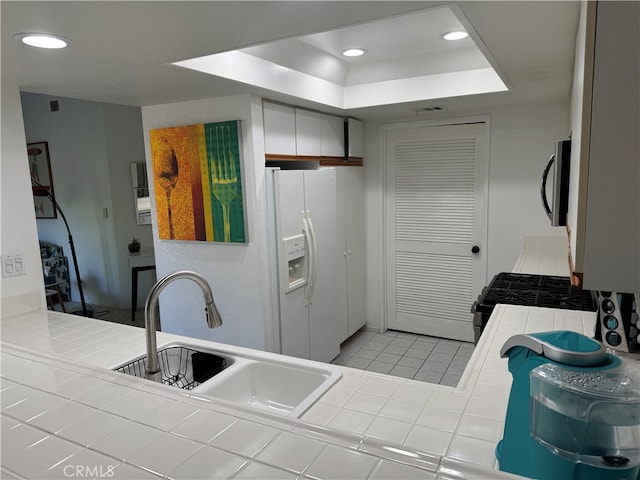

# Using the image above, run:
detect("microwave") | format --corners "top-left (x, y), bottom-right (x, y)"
top-left (540, 139), bottom-right (571, 226)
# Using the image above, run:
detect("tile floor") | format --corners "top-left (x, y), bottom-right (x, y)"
top-left (331, 329), bottom-right (474, 387)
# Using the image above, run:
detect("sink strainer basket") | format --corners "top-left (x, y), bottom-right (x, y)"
top-left (115, 346), bottom-right (227, 390)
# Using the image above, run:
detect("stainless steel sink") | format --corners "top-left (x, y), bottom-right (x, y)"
top-left (114, 344), bottom-right (232, 390)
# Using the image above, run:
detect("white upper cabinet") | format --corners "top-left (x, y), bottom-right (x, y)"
top-left (295, 109), bottom-right (323, 157)
top-left (296, 109), bottom-right (345, 158)
top-left (568, 1), bottom-right (639, 293)
top-left (321, 114), bottom-right (345, 158)
top-left (263, 100), bottom-right (350, 160)
top-left (263, 102), bottom-right (296, 156)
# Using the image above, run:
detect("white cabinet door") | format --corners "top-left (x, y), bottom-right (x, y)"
top-left (336, 167), bottom-right (366, 342)
top-left (335, 170), bottom-right (349, 342)
top-left (583, 1), bottom-right (639, 293)
top-left (343, 167), bottom-right (366, 337)
top-left (570, 1), bottom-right (640, 293)
top-left (295, 109), bottom-right (322, 157)
top-left (263, 102), bottom-right (296, 156)
top-left (321, 114), bottom-right (345, 158)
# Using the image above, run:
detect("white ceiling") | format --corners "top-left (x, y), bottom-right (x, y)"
top-left (174, 5), bottom-right (508, 110)
top-left (1, 1), bottom-right (580, 121)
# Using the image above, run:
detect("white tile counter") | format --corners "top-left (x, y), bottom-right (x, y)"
top-left (512, 236), bottom-right (570, 276)
top-left (0, 304), bottom-right (599, 480)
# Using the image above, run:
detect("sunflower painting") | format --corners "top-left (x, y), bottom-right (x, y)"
top-left (149, 121), bottom-right (246, 243)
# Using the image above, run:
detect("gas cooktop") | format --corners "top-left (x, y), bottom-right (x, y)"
top-left (471, 272), bottom-right (597, 343)
top-left (474, 272), bottom-right (597, 313)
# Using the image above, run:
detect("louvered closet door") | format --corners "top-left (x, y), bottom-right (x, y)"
top-left (385, 123), bottom-right (487, 342)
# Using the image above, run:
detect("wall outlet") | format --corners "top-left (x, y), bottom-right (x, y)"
top-left (2, 253), bottom-right (26, 278)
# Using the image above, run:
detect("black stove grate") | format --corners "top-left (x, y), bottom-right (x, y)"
top-left (474, 273), bottom-right (596, 312)
top-left (471, 272), bottom-right (597, 343)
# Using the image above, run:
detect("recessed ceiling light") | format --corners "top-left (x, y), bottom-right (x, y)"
top-left (342, 48), bottom-right (367, 57)
top-left (13, 33), bottom-right (70, 49)
top-left (441, 31), bottom-right (468, 41)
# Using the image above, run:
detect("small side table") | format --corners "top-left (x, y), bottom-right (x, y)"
top-left (45, 282), bottom-right (67, 313)
top-left (128, 251), bottom-right (156, 322)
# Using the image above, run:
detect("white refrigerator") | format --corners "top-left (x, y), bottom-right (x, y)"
top-left (266, 167), bottom-right (340, 363)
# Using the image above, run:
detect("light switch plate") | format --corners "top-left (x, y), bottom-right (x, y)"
top-left (2, 253), bottom-right (26, 278)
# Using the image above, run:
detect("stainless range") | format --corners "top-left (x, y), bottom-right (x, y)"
top-left (471, 272), bottom-right (597, 344)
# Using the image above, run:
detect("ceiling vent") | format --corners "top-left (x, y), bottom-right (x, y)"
top-left (421, 105), bottom-right (446, 111)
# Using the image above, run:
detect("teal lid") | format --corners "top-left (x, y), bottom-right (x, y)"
top-left (532, 330), bottom-right (601, 352)
top-left (500, 331), bottom-right (608, 366)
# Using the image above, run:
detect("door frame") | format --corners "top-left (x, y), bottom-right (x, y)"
top-left (376, 115), bottom-right (490, 335)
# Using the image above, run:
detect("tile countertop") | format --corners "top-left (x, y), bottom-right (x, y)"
top-left (0, 305), bottom-right (599, 480)
top-left (511, 236), bottom-right (570, 276)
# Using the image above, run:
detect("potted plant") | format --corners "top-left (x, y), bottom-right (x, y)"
top-left (128, 237), bottom-right (141, 254)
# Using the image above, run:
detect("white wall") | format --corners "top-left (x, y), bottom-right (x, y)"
top-left (1, 84), bottom-right (45, 317)
top-left (485, 103), bottom-right (570, 273)
top-left (20, 93), bottom-right (151, 309)
top-left (363, 100), bottom-right (569, 331)
top-left (141, 94), bottom-right (274, 351)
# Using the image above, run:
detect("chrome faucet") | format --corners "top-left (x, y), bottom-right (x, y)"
top-left (144, 270), bottom-right (223, 381)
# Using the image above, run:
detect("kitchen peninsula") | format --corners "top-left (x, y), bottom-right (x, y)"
top-left (1, 239), bottom-right (598, 479)
top-left (1, 306), bottom-right (598, 480)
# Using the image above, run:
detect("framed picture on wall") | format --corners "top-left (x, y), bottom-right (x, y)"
top-left (27, 141), bottom-right (57, 219)
top-left (149, 120), bottom-right (247, 243)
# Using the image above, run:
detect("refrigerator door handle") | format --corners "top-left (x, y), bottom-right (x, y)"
top-left (304, 210), bottom-right (319, 305)
top-left (302, 212), bottom-right (313, 305)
